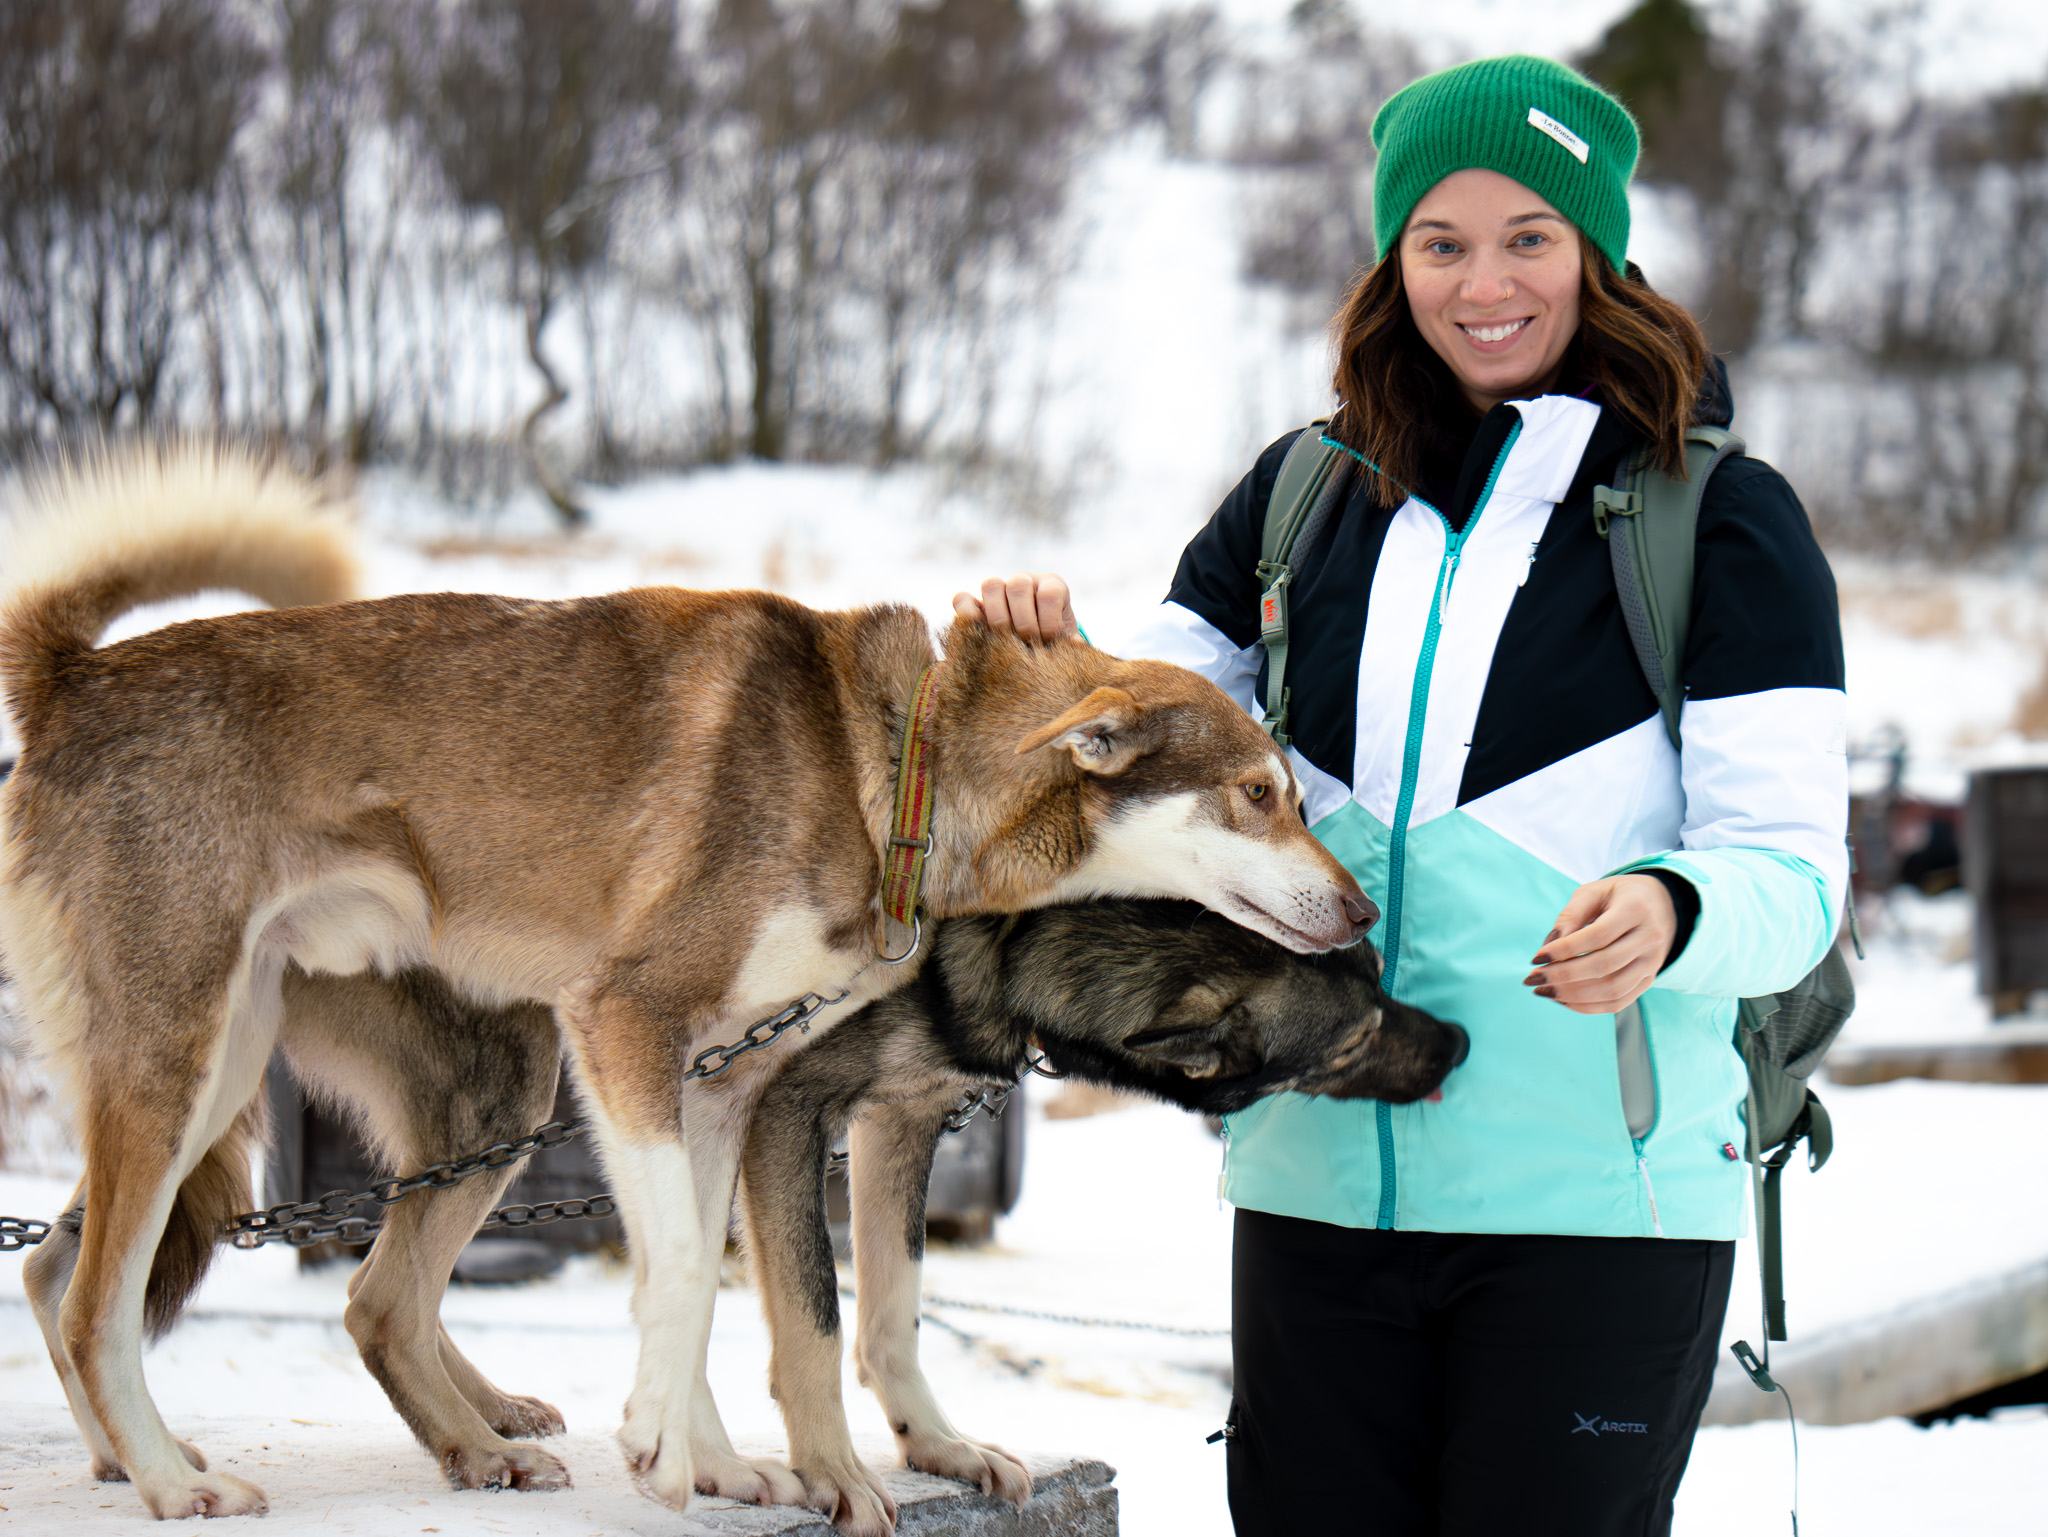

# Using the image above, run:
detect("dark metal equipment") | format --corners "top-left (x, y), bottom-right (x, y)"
top-left (1965, 766), bottom-right (2048, 1014)
top-left (825, 1083), bottom-right (1026, 1248)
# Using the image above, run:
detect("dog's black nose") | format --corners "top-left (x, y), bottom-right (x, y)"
top-left (1444, 1022), bottom-right (1470, 1069)
top-left (1342, 892), bottom-right (1379, 932)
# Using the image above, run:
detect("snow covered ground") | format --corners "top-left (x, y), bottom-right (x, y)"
top-left (4, 1066), bottom-right (2046, 1536)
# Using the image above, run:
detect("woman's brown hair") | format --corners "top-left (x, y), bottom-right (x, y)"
top-left (1327, 234), bottom-right (1713, 507)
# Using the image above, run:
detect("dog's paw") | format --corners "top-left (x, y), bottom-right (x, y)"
top-left (792, 1448), bottom-right (899, 1537)
top-left (440, 1440), bottom-right (572, 1493)
top-left (92, 1437), bottom-right (206, 1482)
top-left (619, 1424), bottom-right (694, 1511)
top-left (900, 1431), bottom-right (1032, 1507)
top-left (135, 1469), bottom-right (268, 1519)
top-left (692, 1450), bottom-right (807, 1507)
top-left (482, 1392), bottom-right (566, 1440)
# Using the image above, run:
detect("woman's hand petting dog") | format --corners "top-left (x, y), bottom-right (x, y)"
top-left (952, 571), bottom-right (1078, 644)
top-left (1525, 874), bottom-right (1678, 1015)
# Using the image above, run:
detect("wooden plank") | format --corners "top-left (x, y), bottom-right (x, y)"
top-left (1702, 1255), bottom-right (2048, 1426)
top-left (1828, 1041), bottom-right (2048, 1086)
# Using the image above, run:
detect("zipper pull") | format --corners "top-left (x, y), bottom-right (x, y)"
top-left (1633, 1137), bottom-right (1665, 1238)
top-left (1518, 541), bottom-right (1539, 587)
top-left (1436, 553), bottom-right (1460, 623)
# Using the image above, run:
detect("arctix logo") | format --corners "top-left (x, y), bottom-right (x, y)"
top-left (1572, 1413), bottom-right (1648, 1436)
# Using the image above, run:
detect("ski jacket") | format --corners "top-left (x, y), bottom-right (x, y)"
top-left (1124, 387), bottom-right (1847, 1240)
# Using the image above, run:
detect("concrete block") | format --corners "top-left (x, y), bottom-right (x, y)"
top-left (672, 1455), bottom-right (1118, 1536)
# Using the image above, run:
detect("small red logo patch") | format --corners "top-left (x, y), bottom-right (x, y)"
top-left (1721, 1142), bottom-right (1741, 1161)
top-left (1261, 597), bottom-right (1278, 624)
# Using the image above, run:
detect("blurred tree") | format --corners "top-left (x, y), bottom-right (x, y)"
top-left (409, 0), bottom-right (684, 526)
top-left (0, 0), bottom-right (262, 439)
top-left (1133, 6), bottom-right (1224, 160)
top-left (1836, 83), bottom-right (2048, 551)
top-left (1233, 0), bottom-right (1421, 325)
top-left (677, 0), bottom-right (1103, 465)
top-left (1581, 0), bottom-right (1861, 354)
top-left (1578, 0), bottom-right (1732, 195)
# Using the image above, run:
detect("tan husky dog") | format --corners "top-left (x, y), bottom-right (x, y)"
top-left (0, 444), bottom-right (1374, 1520)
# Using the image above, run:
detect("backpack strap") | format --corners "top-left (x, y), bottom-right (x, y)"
top-left (1256, 423), bottom-right (1354, 748)
top-left (1592, 425), bottom-right (1744, 750)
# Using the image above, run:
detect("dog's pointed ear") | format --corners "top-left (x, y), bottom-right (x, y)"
top-left (1124, 1020), bottom-right (1228, 1078)
top-left (1015, 686), bottom-right (1148, 775)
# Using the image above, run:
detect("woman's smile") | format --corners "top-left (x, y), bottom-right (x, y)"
top-left (1456, 316), bottom-right (1534, 348)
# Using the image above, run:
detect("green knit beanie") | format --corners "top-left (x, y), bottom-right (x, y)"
top-left (1371, 55), bottom-right (1639, 273)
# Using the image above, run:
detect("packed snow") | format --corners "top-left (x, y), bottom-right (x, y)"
top-left (4, 1062), bottom-right (2046, 1535)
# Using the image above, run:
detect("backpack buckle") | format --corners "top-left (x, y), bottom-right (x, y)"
top-left (1591, 485), bottom-right (1640, 539)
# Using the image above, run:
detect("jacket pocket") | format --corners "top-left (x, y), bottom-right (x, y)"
top-left (1614, 1000), bottom-right (1657, 1140)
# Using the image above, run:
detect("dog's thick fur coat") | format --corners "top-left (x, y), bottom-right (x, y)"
top-left (0, 443), bottom-right (1372, 1519)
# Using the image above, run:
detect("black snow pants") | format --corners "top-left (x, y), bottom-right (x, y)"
top-left (1225, 1209), bottom-right (1735, 1537)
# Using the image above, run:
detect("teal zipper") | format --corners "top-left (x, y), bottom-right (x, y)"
top-left (1372, 421), bottom-right (1522, 1229)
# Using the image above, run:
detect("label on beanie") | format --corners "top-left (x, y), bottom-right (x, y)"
top-left (1526, 107), bottom-right (1590, 164)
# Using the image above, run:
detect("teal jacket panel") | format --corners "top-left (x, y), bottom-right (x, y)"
top-left (1223, 803), bottom-right (1750, 1240)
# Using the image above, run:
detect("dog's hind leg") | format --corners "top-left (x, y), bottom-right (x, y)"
top-left (849, 1101), bottom-right (1031, 1507)
top-left (279, 967), bottom-right (570, 1489)
top-left (432, 1320), bottom-right (568, 1441)
top-left (58, 995), bottom-right (274, 1517)
top-left (21, 1177), bottom-right (206, 1482)
top-left (342, 1171), bottom-right (572, 1491)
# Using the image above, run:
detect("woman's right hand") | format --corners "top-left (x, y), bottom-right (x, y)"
top-left (951, 571), bottom-right (1078, 645)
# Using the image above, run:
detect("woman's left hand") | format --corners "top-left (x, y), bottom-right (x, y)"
top-left (1524, 875), bottom-right (1676, 1015)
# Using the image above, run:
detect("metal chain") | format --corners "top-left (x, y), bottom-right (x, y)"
top-left (0, 1215), bottom-right (52, 1253)
top-left (225, 1117), bottom-right (588, 1248)
top-left (2, 986), bottom-right (854, 1252)
top-left (919, 1292), bottom-right (1231, 1339)
top-left (683, 987), bottom-right (849, 1082)
top-left (825, 1077), bottom-right (1018, 1171)
top-left (942, 1080), bottom-right (1016, 1133)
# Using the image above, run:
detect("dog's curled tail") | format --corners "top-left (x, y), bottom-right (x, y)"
top-left (0, 440), bottom-right (358, 740)
top-left (144, 1098), bottom-right (267, 1341)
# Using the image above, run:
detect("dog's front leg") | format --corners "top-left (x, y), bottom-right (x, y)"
top-left (848, 1104), bottom-right (1032, 1507)
top-left (676, 1078), bottom-right (809, 1509)
top-left (742, 1092), bottom-right (899, 1537)
top-left (560, 990), bottom-right (718, 1511)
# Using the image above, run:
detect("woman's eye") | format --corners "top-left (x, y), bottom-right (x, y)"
top-left (1245, 784), bottom-right (1268, 802)
top-left (1511, 232), bottom-right (1545, 249)
top-left (1428, 239), bottom-right (1458, 257)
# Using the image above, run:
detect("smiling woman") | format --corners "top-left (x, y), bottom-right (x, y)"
top-left (960, 51), bottom-right (1847, 1537)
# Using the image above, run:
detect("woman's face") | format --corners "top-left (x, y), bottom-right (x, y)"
top-left (1399, 169), bottom-right (1583, 415)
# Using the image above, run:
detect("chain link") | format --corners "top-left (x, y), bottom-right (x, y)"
top-left (225, 1117), bottom-right (588, 1248)
top-left (826, 1077), bottom-right (1018, 1171)
top-left (0, 1215), bottom-right (52, 1252)
top-left (919, 1292), bottom-right (1231, 1338)
top-left (1, 988), bottom-right (855, 1252)
top-left (684, 987), bottom-right (849, 1081)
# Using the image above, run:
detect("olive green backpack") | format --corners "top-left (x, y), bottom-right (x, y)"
top-left (1256, 423), bottom-right (1858, 1373)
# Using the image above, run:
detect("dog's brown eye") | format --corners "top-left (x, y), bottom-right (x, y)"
top-left (1245, 784), bottom-right (1267, 802)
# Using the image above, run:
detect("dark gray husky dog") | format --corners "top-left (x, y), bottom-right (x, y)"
top-left (737, 898), bottom-right (1467, 1536)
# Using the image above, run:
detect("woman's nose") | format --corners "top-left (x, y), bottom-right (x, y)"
top-left (1461, 256), bottom-right (1515, 306)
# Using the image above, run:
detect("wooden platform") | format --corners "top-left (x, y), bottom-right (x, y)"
top-left (1826, 1028), bottom-right (2048, 1086)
